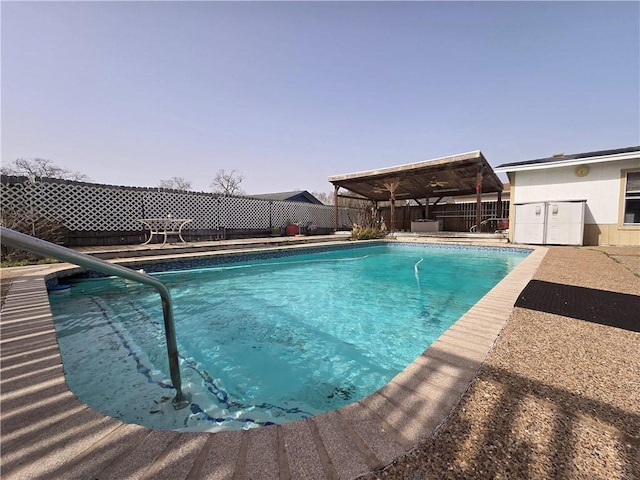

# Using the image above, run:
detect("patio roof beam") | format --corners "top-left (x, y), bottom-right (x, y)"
top-left (328, 151), bottom-right (503, 204)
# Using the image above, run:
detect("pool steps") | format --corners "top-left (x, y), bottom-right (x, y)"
top-left (0, 241), bottom-right (545, 479)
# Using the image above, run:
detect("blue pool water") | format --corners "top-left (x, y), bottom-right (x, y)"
top-left (49, 243), bottom-right (528, 432)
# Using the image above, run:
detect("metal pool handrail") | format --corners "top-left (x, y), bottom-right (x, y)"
top-left (0, 226), bottom-right (191, 409)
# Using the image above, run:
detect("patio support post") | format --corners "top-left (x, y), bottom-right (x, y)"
top-left (497, 190), bottom-right (503, 218)
top-left (475, 166), bottom-right (483, 232)
top-left (333, 184), bottom-right (339, 232)
top-left (390, 196), bottom-right (395, 233)
top-left (382, 180), bottom-right (400, 234)
top-left (424, 191), bottom-right (429, 220)
top-left (374, 201), bottom-right (380, 227)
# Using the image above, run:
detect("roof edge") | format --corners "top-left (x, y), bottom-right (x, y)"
top-left (495, 146), bottom-right (640, 173)
top-left (328, 150), bottom-right (483, 182)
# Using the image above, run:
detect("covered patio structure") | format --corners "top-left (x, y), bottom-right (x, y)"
top-left (328, 151), bottom-right (505, 233)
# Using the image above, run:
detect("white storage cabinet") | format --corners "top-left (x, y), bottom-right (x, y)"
top-left (513, 200), bottom-right (586, 245)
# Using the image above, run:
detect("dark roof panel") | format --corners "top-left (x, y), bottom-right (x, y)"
top-left (496, 146), bottom-right (640, 169)
top-left (250, 190), bottom-right (323, 204)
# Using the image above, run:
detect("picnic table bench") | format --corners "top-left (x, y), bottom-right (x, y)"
top-left (138, 217), bottom-right (193, 246)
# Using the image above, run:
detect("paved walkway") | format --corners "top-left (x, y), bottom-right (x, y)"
top-left (2, 238), bottom-right (545, 479)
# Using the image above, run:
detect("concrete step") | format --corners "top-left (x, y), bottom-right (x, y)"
top-left (73, 235), bottom-right (352, 260)
top-left (71, 231), bottom-right (513, 263)
top-left (75, 233), bottom-right (509, 262)
top-left (393, 232), bottom-right (509, 245)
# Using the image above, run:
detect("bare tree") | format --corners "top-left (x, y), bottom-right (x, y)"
top-left (1, 158), bottom-right (90, 181)
top-left (210, 169), bottom-right (245, 195)
top-left (312, 191), bottom-right (333, 205)
top-left (159, 176), bottom-right (192, 191)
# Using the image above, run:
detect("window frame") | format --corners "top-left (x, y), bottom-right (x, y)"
top-left (620, 168), bottom-right (640, 227)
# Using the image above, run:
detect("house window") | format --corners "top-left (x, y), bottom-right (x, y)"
top-left (623, 171), bottom-right (640, 225)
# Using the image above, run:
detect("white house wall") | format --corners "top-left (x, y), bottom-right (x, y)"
top-left (511, 158), bottom-right (639, 225)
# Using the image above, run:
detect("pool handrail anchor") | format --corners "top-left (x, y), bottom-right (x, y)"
top-left (0, 226), bottom-right (192, 410)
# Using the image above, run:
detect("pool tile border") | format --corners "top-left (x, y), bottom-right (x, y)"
top-left (58, 239), bottom-right (530, 279)
top-left (0, 242), bottom-right (547, 479)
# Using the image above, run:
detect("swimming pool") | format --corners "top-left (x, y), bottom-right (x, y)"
top-left (49, 242), bottom-right (528, 432)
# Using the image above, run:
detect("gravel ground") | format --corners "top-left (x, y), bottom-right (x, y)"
top-left (360, 246), bottom-right (640, 480)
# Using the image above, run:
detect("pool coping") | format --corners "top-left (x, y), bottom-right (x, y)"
top-left (0, 240), bottom-right (548, 479)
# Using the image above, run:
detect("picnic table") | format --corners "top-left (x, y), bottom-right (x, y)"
top-left (138, 217), bottom-right (193, 246)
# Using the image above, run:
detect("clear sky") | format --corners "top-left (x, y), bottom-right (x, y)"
top-left (2, 1), bottom-right (639, 195)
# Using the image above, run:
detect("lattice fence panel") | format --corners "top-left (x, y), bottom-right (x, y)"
top-left (1, 177), bottom-right (146, 231)
top-left (59, 183), bottom-right (144, 231)
top-left (1, 176), bottom-right (366, 235)
top-left (259, 200), bottom-right (295, 230)
top-left (141, 190), bottom-right (221, 229)
top-left (274, 201), bottom-right (310, 227)
top-left (180, 194), bottom-right (221, 230)
top-left (219, 196), bottom-right (270, 229)
top-left (306, 204), bottom-right (331, 226)
top-left (0, 179), bottom-right (27, 218)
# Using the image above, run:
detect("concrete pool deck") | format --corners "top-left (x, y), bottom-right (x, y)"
top-left (0, 237), bottom-right (581, 479)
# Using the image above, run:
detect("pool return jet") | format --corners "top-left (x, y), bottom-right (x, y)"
top-left (0, 226), bottom-right (191, 410)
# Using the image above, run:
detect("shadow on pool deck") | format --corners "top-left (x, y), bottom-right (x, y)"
top-left (1, 239), bottom-right (546, 479)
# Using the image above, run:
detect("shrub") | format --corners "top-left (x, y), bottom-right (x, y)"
top-left (351, 226), bottom-right (383, 240)
top-left (1, 208), bottom-right (65, 263)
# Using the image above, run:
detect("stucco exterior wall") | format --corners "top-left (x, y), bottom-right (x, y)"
top-left (510, 159), bottom-right (638, 224)
top-left (508, 158), bottom-right (640, 246)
